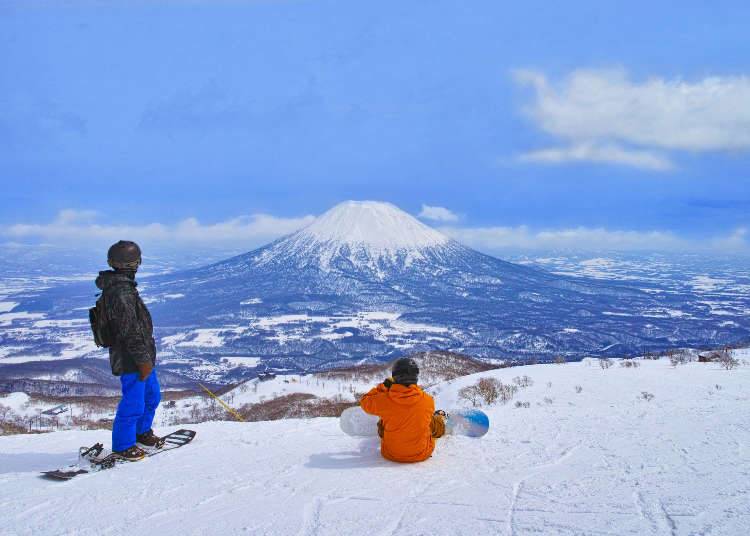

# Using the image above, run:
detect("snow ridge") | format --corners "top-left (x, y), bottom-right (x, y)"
top-left (302, 201), bottom-right (449, 250)
top-left (254, 200), bottom-right (454, 270)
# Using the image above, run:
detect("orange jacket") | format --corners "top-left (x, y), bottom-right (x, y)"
top-left (360, 383), bottom-right (436, 463)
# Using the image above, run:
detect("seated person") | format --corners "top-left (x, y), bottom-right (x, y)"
top-left (360, 358), bottom-right (446, 463)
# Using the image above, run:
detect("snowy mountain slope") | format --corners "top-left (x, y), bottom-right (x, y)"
top-left (3, 201), bottom-right (749, 382)
top-left (0, 352), bottom-right (497, 432)
top-left (255, 200), bottom-right (453, 270)
top-left (2, 358), bottom-right (749, 536)
top-left (0, 357), bottom-right (200, 397)
top-left (144, 351), bottom-right (499, 425)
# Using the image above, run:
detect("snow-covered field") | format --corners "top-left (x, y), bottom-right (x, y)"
top-left (1, 358), bottom-right (749, 536)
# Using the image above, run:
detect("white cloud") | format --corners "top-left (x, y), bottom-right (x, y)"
top-left (4, 210), bottom-right (315, 249)
top-left (710, 227), bottom-right (748, 251)
top-left (438, 224), bottom-right (749, 253)
top-left (56, 209), bottom-right (101, 225)
top-left (514, 68), bottom-right (750, 169)
top-left (518, 142), bottom-right (673, 171)
top-left (4, 210), bottom-right (747, 255)
top-left (418, 204), bottom-right (460, 222)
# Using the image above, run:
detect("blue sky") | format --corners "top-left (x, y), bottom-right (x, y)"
top-left (1, 0), bottom-right (749, 255)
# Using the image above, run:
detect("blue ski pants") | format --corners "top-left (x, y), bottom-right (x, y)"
top-left (112, 369), bottom-right (161, 452)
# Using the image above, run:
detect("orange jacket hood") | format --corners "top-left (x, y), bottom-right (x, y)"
top-left (385, 384), bottom-right (427, 406)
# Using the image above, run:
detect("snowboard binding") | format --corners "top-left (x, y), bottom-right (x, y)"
top-left (79, 442), bottom-right (105, 461)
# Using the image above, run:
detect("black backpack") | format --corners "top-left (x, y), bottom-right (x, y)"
top-left (89, 294), bottom-right (111, 348)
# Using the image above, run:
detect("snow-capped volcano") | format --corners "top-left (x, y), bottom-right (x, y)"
top-left (254, 201), bottom-right (455, 271)
top-left (130, 201), bottom-right (744, 370)
top-left (9, 200), bottom-right (748, 382)
top-left (299, 201), bottom-right (450, 251)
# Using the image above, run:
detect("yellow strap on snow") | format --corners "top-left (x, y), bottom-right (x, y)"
top-left (198, 383), bottom-right (246, 422)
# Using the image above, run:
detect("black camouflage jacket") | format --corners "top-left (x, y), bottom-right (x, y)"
top-left (95, 270), bottom-right (156, 376)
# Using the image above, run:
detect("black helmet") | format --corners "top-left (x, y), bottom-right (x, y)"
top-left (392, 357), bottom-right (419, 386)
top-left (107, 240), bottom-right (142, 270)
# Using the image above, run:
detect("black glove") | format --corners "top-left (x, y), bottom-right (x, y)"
top-left (383, 377), bottom-right (394, 389)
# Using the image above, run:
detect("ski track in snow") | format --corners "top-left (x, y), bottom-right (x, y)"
top-left (2, 359), bottom-right (750, 535)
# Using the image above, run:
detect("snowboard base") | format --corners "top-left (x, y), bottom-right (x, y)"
top-left (340, 407), bottom-right (489, 438)
top-left (41, 429), bottom-right (196, 481)
top-left (444, 409), bottom-right (490, 437)
top-left (41, 469), bottom-right (89, 481)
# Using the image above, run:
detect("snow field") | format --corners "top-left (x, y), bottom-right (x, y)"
top-left (159, 311), bottom-right (454, 353)
top-left (1, 359), bottom-right (749, 535)
top-left (0, 301), bottom-right (19, 313)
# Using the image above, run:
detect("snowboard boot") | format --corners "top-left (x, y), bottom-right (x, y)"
top-left (136, 429), bottom-right (163, 449)
top-left (114, 445), bottom-right (147, 461)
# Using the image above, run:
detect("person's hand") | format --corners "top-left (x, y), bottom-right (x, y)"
top-left (383, 377), bottom-right (394, 389)
top-left (138, 362), bottom-right (153, 381)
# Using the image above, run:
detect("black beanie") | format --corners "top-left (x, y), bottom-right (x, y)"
top-left (392, 358), bottom-right (419, 386)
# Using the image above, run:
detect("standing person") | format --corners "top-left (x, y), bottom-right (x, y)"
top-left (360, 357), bottom-right (446, 463)
top-left (96, 240), bottom-right (161, 460)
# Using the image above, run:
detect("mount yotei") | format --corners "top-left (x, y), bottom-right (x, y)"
top-left (3, 201), bottom-right (748, 384)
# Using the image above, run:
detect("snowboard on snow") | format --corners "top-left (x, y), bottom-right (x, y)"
top-left (340, 406), bottom-right (489, 438)
top-left (40, 429), bottom-right (196, 481)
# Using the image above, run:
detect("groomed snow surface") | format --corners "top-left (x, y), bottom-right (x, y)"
top-left (2, 359), bottom-right (749, 536)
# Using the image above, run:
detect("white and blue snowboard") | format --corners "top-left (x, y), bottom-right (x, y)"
top-left (40, 429), bottom-right (196, 480)
top-left (340, 406), bottom-right (489, 438)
